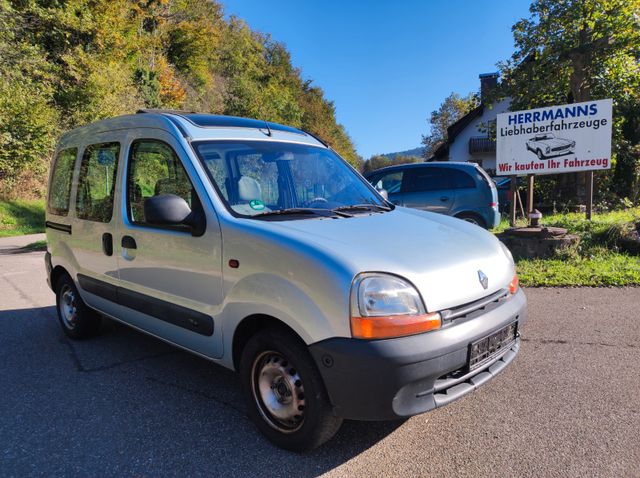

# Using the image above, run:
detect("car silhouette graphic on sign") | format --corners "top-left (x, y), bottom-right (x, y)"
top-left (525, 133), bottom-right (575, 160)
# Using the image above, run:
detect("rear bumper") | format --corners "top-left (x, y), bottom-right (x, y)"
top-left (309, 288), bottom-right (526, 420)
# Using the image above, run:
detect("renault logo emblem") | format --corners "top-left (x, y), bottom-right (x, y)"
top-left (478, 270), bottom-right (489, 289)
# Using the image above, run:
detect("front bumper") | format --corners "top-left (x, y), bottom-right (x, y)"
top-left (309, 288), bottom-right (526, 420)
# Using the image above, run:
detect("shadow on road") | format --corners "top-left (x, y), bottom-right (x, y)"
top-left (0, 306), bottom-right (404, 476)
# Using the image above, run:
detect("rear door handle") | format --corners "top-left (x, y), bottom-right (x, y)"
top-left (121, 235), bottom-right (137, 249)
top-left (440, 196), bottom-right (449, 202)
top-left (102, 233), bottom-right (113, 256)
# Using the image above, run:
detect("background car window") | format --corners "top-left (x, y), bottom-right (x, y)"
top-left (47, 148), bottom-right (77, 216)
top-left (402, 167), bottom-right (451, 193)
top-left (373, 171), bottom-right (403, 194)
top-left (128, 140), bottom-right (194, 224)
top-left (450, 169), bottom-right (476, 189)
top-left (76, 143), bottom-right (120, 222)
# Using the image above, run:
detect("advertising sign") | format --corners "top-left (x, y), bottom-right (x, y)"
top-left (496, 99), bottom-right (612, 176)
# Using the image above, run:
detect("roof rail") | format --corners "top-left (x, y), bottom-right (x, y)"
top-left (136, 109), bottom-right (197, 115)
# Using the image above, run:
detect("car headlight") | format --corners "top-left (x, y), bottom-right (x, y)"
top-left (571, 141), bottom-right (576, 147)
top-left (350, 274), bottom-right (440, 339)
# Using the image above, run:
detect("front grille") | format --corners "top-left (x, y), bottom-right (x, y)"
top-left (440, 288), bottom-right (510, 324)
top-left (552, 144), bottom-right (571, 152)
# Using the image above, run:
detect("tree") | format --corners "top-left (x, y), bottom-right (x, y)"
top-left (361, 154), bottom-right (419, 174)
top-left (0, 0), bottom-right (360, 197)
top-left (421, 92), bottom-right (479, 158)
top-left (499, 0), bottom-right (640, 204)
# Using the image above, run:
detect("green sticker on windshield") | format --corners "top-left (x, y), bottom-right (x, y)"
top-left (249, 199), bottom-right (265, 210)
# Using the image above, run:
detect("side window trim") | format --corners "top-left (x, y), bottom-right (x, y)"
top-left (125, 138), bottom-right (204, 235)
top-left (47, 147), bottom-right (78, 216)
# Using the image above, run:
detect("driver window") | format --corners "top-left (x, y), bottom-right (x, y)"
top-left (127, 140), bottom-right (195, 225)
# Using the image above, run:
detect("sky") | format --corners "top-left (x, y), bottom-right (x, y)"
top-left (222, 0), bottom-right (532, 158)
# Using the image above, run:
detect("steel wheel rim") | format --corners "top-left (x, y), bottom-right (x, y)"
top-left (251, 350), bottom-right (306, 433)
top-left (59, 285), bottom-right (79, 330)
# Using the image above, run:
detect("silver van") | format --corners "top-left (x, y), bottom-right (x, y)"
top-left (45, 111), bottom-right (526, 451)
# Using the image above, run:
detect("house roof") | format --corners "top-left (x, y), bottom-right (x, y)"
top-left (433, 104), bottom-right (484, 159)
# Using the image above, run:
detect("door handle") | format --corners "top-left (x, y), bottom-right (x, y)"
top-left (121, 235), bottom-right (137, 249)
top-left (440, 196), bottom-right (449, 202)
top-left (102, 233), bottom-right (113, 256)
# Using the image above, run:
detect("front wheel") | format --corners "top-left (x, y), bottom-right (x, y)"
top-left (536, 149), bottom-right (545, 160)
top-left (239, 327), bottom-right (343, 451)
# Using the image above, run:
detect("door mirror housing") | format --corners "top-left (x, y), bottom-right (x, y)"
top-left (144, 194), bottom-right (192, 226)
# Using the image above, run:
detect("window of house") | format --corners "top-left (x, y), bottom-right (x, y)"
top-left (127, 140), bottom-right (196, 226)
top-left (76, 143), bottom-right (120, 222)
top-left (47, 148), bottom-right (78, 216)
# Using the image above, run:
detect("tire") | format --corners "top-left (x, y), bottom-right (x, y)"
top-left (456, 212), bottom-right (487, 229)
top-left (55, 274), bottom-right (102, 339)
top-left (536, 149), bottom-right (545, 160)
top-left (239, 327), bottom-right (343, 451)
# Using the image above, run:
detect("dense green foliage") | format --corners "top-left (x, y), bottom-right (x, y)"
top-left (420, 92), bottom-right (479, 159)
top-left (0, 0), bottom-right (359, 198)
top-left (499, 0), bottom-right (640, 205)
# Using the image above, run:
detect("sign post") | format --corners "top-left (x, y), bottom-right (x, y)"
top-left (496, 99), bottom-right (612, 221)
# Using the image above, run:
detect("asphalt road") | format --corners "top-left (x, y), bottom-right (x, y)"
top-left (1, 235), bottom-right (639, 477)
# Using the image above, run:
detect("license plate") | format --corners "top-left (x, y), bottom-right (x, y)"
top-left (469, 322), bottom-right (517, 371)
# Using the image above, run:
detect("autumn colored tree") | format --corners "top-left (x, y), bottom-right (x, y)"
top-left (499, 0), bottom-right (640, 203)
top-left (0, 0), bottom-right (359, 198)
top-left (421, 92), bottom-right (479, 159)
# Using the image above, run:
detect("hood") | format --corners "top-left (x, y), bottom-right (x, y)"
top-left (268, 207), bottom-right (514, 312)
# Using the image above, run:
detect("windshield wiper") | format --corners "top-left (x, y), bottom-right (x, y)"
top-left (254, 208), bottom-right (352, 219)
top-left (331, 203), bottom-right (393, 214)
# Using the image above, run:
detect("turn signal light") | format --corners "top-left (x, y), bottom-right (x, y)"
top-left (509, 273), bottom-right (519, 294)
top-left (351, 313), bottom-right (441, 339)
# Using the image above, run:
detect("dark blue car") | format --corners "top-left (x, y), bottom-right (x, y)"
top-left (365, 162), bottom-right (500, 229)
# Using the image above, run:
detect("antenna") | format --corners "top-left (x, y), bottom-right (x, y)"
top-left (263, 121), bottom-right (272, 136)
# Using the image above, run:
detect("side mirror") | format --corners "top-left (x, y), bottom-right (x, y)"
top-left (144, 194), bottom-right (192, 225)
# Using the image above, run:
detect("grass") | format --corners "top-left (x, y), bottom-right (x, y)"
top-left (493, 207), bottom-right (640, 287)
top-left (0, 199), bottom-right (46, 237)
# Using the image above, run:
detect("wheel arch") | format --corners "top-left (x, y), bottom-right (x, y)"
top-left (232, 314), bottom-right (304, 371)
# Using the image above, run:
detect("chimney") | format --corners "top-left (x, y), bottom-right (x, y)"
top-left (479, 72), bottom-right (499, 103)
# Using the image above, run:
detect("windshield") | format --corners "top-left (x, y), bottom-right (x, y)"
top-left (193, 141), bottom-right (387, 218)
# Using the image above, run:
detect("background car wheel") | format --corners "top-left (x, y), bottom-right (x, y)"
top-left (536, 149), bottom-right (545, 160)
top-left (456, 213), bottom-right (487, 229)
top-left (239, 327), bottom-right (343, 451)
top-left (55, 274), bottom-right (102, 339)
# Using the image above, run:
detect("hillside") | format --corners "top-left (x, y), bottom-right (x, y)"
top-left (381, 147), bottom-right (425, 160)
top-left (0, 0), bottom-right (358, 198)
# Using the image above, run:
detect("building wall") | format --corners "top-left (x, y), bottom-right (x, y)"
top-left (447, 98), bottom-right (511, 174)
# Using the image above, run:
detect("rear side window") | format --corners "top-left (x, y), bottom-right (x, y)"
top-left (450, 169), bottom-right (476, 189)
top-left (127, 140), bottom-right (195, 225)
top-left (402, 167), bottom-right (451, 192)
top-left (47, 148), bottom-right (77, 216)
top-left (76, 143), bottom-right (120, 222)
